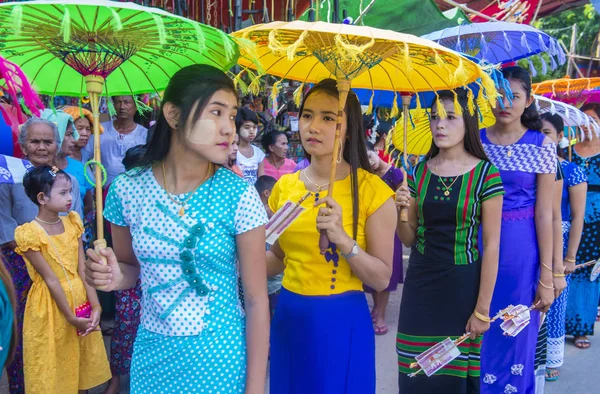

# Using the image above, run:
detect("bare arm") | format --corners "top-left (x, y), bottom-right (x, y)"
top-left (110, 224), bottom-right (141, 290)
top-left (331, 198), bottom-right (397, 291)
top-left (257, 160), bottom-right (265, 178)
top-left (237, 226), bottom-right (270, 394)
top-left (395, 188), bottom-right (418, 247)
top-left (565, 182), bottom-right (587, 267)
top-left (552, 180), bottom-right (565, 274)
top-left (534, 172), bottom-right (556, 311)
top-left (475, 195), bottom-right (503, 316)
top-left (78, 238), bottom-right (100, 307)
top-left (24, 250), bottom-right (77, 323)
top-left (266, 240), bottom-right (285, 277)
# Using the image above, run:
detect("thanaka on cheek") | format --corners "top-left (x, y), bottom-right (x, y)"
top-left (186, 119), bottom-right (217, 145)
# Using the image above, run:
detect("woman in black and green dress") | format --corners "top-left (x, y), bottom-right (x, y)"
top-left (395, 89), bottom-right (504, 394)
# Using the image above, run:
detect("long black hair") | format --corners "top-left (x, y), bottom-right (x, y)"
top-left (128, 64), bottom-right (236, 170)
top-left (299, 79), bottom-right (371, 239)
top-left (23, 166), bottom-right (71, 206)
top-left (502, 66), bottom-right (543, 131)
top-left (540, 112), bottom-right (566, 159)
top-left (427, 89), bottom-right (489, 161)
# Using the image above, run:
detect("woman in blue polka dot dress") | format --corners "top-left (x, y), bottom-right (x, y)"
top-left (84, 65), bottom-right (270, 394)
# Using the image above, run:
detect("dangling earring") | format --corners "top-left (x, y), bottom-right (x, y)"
top-left (337, 145), bottom-right (343, 164)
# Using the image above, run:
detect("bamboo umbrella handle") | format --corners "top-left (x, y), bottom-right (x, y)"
top-left (86, 75), bottom-right (108, 289)
top-left (319, 79), bottom-right (351, 254)
top-left (399, 94), bottom-right (412, 223)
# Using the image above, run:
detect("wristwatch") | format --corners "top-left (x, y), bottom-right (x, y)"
top-left (341, 241), bottom-right (359, 260)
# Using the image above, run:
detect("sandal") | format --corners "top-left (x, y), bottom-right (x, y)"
top-left (545, 368), bottom-right (560, 381)
top-left (374, 324), bottom-right (389, 335)
top-left (574, 337), bottom-right (591, 349)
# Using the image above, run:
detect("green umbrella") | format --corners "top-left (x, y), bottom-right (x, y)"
top-left (0, 0), bottom-right (239, 256)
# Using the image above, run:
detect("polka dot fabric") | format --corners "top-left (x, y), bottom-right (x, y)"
top-left (104, 167), bottom-right (267, 393)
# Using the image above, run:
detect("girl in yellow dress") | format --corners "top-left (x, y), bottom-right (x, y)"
top-left (14, 165), bottom-right (110, 393)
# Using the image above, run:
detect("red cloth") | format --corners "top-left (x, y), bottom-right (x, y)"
top-left (377, 149), bottom-right (392, 164)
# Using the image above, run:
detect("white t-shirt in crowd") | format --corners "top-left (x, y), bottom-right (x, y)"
top-left (236, 145), bottom-right (265, 185)
top-left (83, 121), bottom-right (148, 184)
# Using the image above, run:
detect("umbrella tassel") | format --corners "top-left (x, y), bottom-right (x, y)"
top-left (286, 31), bottom-right (308, 61)
top-left (109, 8), bottom-right (123, 31)
top-left (528, 59), bottom-right (537, 78)
top-left (390, 94), bottom-right (399, 119)
top-left (400, 42), bottom-right (412, 76)
top-left (193, 23), bottom-right (207, 52)
top-left (365, 90), bottom-right (374, 115)
top-left (271, 80), bottom-right (282, 110)
top-left (60, 8), bottom-right (71, 43)
top-left (453, 57), bottom-right (468, 87)
top-left (223, 31), bottom-right (236, 62)
top-left (293, 83), bottom-right (305, 108)
top-left (481, 73), bottom-right (499, 108)
top-left (248, 73), bottom-right (263, 96)
top-left (152, 14), bottom-right (167, 46)
top-left (11, 5), bottom-right (22, 35)
top-left (134, 96), bottom-right (153, 115)
top-left (467, 87), bottom-right (475, 116)
top-left (335, 34), bottom-right (375, 62)
top-left (246, 70), bottom-right (260, 95)
top-left (454, 36), bottom-right (462, 53)
top-left (549, 54), bottom-right (558, 71)
top-left (480, 34), bottom-right (488, 56)
top-left (453, 91), bottom-right (462, 116)
top-left (107, 99), bottom-right (117, 118)
top-left (538, 33), bottom-right (549, 51)
top-left (503, 32), bottom-right (512, 53)
top-left (436, 94), bottom-right (447, 119)
top-left (540, 55), bottom-right (548, 75)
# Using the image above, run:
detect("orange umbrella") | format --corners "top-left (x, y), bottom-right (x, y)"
top-left (532, 76), bottom-right (600, 98)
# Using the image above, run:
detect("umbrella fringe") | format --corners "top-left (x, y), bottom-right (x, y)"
top-left (467, 88), bottom-right (475, 116)
top-left (538, 33), bottom-right (549, 52)
top-left (248, 73), bottom-right (263, 96)
top-left (365, 90), bottom-right (374, 115)
top-left (294, 83), bottom-right (305, 108)
top-left (11, 5), bottom-right (22, 35)
top-left (109, 8), bottom-right (123, 31)
top-left (107, 99), bottom-right (117, 117)
top-left (549, 54), bottom-right (558, 71)
top-left (192, 23), bottom-right (207, 52)
top-left (390, 94), bottom-right (399, 119)
top-left (480, 34), bottom-right (488, 56)
top-left (233, 72), bottom-right (248, 94)
top-left (452, 57), bottom-right (468, 87)
top-left (453, 91), bottom-right (462, 116)
top-left (152, 14), bottom-right (167, 46)
top-left (480, 73), bottom-right (499, 108)
top-left (528, 59), bottom-right (537, 78)
top-left (134, 96), bottom-right (153, 115)
top-left (502, 32), bottom-right (512, 53)
top-left (540, 55), bottom-right (548, 75)
top-left (235, 37), bottom-right (264, 74)
top-left (286, 31), bottom-right (308, 61)
top-left (433, 50), bottom-right (449, 79)
top-left (399, 43), bottom-right (412, 76)
top-left (60, 8), bottom-right (71, 43)
top-left (246, 69), bottom-right (261, 96)
top-left (223, 30), bottom-right (236, 62)
top-left (335, 34), bottom-right (375, 63)
top-left (271, 80), bottom-right (283, 110)
top-left (435, 93), bottom-right (447, 119)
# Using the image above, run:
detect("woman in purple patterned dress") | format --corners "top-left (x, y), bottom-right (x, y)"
top-left (479, 66), bottom-right (558, 394)
top-left (365, 145), bottom-right (403, 335)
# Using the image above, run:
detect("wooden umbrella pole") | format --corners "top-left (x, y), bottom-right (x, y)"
top-left (319, 79), bottom-right (351, 254)
top-left (85, 75), bottom-right (109, 269)
top-left (399, 94), bottom-right (412, 222)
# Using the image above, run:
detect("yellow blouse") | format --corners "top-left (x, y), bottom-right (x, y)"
top-left (269, 168), bottom-right (394, 296)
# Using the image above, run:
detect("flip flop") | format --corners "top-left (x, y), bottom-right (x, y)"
top-left (374, 324), bottom-right (389, 335)
top-left (574, 337), bottom-right (591, 349)
top-left (545, 368), bottom-right (560, 382)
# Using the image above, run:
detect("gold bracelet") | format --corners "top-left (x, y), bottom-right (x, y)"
top-left (473, 310), bottom-right (492, 323)
top-left (538, 280), bottom-right (554, 290)
top-left (541, 262), bottom-right (553, 271)
top-left (553, 273), bottom-right (566, 278)
top-left (564, 258), bottom-right (576, 263)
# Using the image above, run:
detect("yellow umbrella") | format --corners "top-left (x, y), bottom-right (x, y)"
top-left (390, 106), bottom-right (497, 158)
top-left (232, 20), bottom-right (497, 248)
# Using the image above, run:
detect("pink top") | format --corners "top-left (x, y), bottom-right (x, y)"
top-left (263, 158), bottom-right (297, 180)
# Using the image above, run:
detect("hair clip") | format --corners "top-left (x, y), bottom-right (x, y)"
top-left (49, 166), bottom-right (59, 177)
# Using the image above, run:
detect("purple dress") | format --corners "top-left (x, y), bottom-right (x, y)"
top-left (365, 166), bottom-right (403, 293)
top-left (479, 130), bottom-right (556, 394)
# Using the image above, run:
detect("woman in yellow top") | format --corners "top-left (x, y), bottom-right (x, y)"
top-left (267, 79), bottom-right (397, 394)
top-left (14, 165), bottom-right (110, 393)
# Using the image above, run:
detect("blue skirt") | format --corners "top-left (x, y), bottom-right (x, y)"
top-left (270, 288), bottom-right (375, 394)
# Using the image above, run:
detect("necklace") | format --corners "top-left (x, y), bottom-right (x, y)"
top-left (35, 216), bottom-right (61, 225)
top-left (303, 169), bottom-right (329, 202)
top-left (161, 161), bottom-right (211, 216)
top-left (435, 159), bottom-right (469, 197)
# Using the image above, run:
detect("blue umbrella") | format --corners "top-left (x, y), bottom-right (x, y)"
top-left (421, 21), bottom-right (566, 76)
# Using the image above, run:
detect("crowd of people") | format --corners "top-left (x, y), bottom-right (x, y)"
top-left (0, 62), bottom-right (598, 394)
